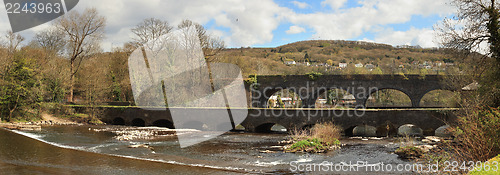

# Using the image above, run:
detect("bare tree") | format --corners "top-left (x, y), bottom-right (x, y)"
top-left (436, 0), bottom-right (500, 105)
top-left (132, 18), bottom-right (173, 46)
top-left (177, 19), bottom-right (225, 60)
top-left (436, 1), bottom-right (500, 163)
top-left (54, 8), bottom-right (106, 102)
top-left (437, 0), bottom-right (500, 69)
top-left (3, 31), bottom-right (25, 54)
top-left (33, 27), bottom-right (66, 55)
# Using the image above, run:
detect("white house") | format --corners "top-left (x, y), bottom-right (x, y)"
top-left (339, 63), bottom-right (348, 68)
top-left (285, 60), bottom-right (296, 65)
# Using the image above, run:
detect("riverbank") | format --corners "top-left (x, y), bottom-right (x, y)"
top-left (0, 113), bottom-right (83, 131)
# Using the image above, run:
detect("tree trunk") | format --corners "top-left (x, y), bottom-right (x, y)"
top-left (69, 60), bottom-right (75, 103)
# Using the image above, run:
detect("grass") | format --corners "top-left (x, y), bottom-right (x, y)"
top-left (66, 113), bottom-right (104, 125)
top-left (286, 122), bottom-right (341, 153)
top-left (469, 155), bottom-right (500, 175)
top-left (289, 138), bottom-right (327, 152)
top-left (394, 146), bottom-right (424, 159)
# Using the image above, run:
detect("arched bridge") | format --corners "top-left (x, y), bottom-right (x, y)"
top-left (250, 74), bottom-right (462, 108)
top-left (95, 74), bottom-right (464, 135)
top-left (98, 107), bottom-right (457, 136)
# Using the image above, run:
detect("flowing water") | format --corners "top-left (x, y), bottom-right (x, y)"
top-left (0, 125), bottom-right (417, 174)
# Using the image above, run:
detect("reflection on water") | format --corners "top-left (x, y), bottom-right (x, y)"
top-left (0, 125), bottom-right (413, 174)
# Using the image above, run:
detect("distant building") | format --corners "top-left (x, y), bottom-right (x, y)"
top-left (434, 61), bottom-right (443, 67)
top-left (339, 63), bottom-right (348, 68)
top-left (285, 59), bottom-right (296, 65)
top-left (462, 81), bottom-right (479, 91)
top-left (297, 62), bottom-right (310, 66)
top-left (365, 64), bottom-right (376, 69)
top-left (269, 95), bottom-right (299, 108)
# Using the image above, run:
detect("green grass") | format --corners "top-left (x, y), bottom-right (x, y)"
top-left (288, 138), bottom-right (327, 152)
top-left (65, 113), bottom-right (104, 125)
top-left (469, 155), bottom-right (500, 175)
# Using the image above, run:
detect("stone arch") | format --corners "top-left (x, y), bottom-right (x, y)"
top-left (301, 124), bottom-right (315, 131)
top-left (365, 88), bottom-right (412, 108)
top-left (375, 122), bottom-right (397, 137)
top-left (343, 126), bottom-right (357, 137)
top-left (267, 88), bottom-right (302, 108)
top-left (112, 117), bottom-right (125, 125)
top-left (131, 118), bottom-right (146, 127)
top-left (397, 124), bottom-right (423, 136)
top-left (314, 88), bottom-right (355, 108)
top-left (420, 89), bottom-right (459, 107)
top-left (254, 123), bottom-right (287, 133)
top-left (352, 125), bottom-right (377, 137)
top-left (152, 119), bottom-right (175, 129)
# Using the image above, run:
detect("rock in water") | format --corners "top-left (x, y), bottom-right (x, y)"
top-left (435, 125), bottom-right (452, 137)
top-left (398, 124), bottom-right (423, 136)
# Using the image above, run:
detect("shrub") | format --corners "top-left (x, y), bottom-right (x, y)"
top-left (448, 106), bottom-right (500, 162)
top-left (305, 72), bottom-right (322, 81)
top-left (395, 146), bottom-right (424, 159)
top-left (287, 122), bottom-right (341, 153)
top-left (310, 122), bottom-right (342, 146)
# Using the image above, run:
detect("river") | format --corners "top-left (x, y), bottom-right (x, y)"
top-left (0, 125), bottom-right (417, 174)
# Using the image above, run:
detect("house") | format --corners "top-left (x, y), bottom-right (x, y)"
top-left (434, 61), bottom-right (443, 67)
top-left (365, 64), bottom-right (376, 69)
top-left (339, 63), bottom-right (348, 68)
top-left (285, 59), bottom-right (296, 65)
top-left (297, 62), bottom-right (310, 66)
top-left (269, 95), bottom-right (299, 108)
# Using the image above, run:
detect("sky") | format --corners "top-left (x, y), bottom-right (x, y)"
top-left (0, 0), bottom-right (456, 51)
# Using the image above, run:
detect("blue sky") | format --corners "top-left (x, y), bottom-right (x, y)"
top-left (0, 0), bottom-right (456, 50)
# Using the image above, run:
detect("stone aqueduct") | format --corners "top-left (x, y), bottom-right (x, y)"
top-left (99, 75), bottom-right (463, 135)
top-left (252, 74), bottom-right (459, 108)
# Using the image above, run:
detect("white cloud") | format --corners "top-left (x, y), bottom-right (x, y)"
top-left (373, 27), bottom-right (438, 48)
top-left (286, 25), bottom-right (306, 34)
top-left (0, 0), bottom-right (289, 48)
top-left (287, 0), bottom-right (454, 45)
top-left (0, 0), bottom-right (456, 50)
top-left (291, 1), bottom-right (310, 9)
top-left (321, 0), bottom-right (348, 10)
